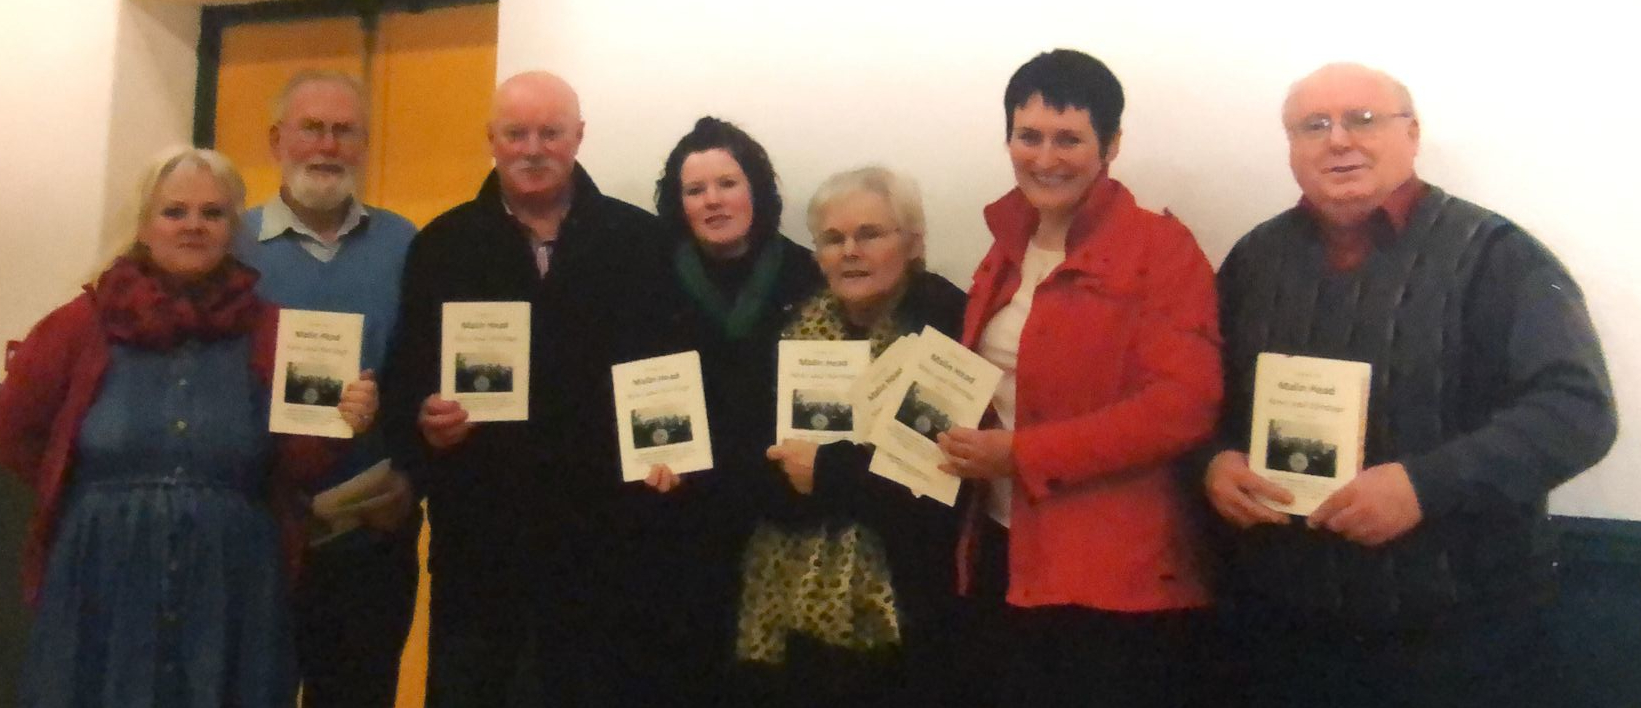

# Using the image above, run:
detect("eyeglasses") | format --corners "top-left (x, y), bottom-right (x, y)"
top-left (288, 119), bottom-right (363, 145)
top-left (1288, 109), bottom-right (1412, 141)
top-left (814, 224), bottom-right (898, 251)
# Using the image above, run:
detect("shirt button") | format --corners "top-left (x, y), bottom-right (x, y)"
top-left (177, 378), bottom-right (188, 388)
top-left (163, 612), bottom-right (178, 624)
top-left (173, 466), bottom-right (184, 475)
top-left (168, 561), bottom-right (180, 573)
top-left (173, 420), bottom-right (188, 433)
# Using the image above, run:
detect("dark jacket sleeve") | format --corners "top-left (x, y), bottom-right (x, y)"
top-left (380, 217), bottom-right (451, 494)
top-left (1403, 224), bottom-right (1617, 517)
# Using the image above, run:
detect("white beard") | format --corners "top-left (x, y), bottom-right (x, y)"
top-left (285, 163), bottom-right (357, 212)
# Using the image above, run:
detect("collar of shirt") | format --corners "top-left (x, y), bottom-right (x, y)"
top-left (258, 193), bottom-right (370, 246)
top-left (1298, 176), bottom-right (1427, 271)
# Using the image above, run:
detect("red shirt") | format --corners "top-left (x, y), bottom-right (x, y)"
top-left (958, 178), bottom-right (1222, 611)
top-left (1299, 177), bottom-right (1428, 271)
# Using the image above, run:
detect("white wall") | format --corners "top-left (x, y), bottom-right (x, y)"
top-left (499, 0), bottom-right (1641, 519)
top-left (0, 0), bottom-right (199, 348)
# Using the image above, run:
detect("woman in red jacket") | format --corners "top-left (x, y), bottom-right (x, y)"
top-left (938, 49), bottom-right (1223, 708)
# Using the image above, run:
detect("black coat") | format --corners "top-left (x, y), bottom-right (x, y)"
top-left (380, 166), bottom-right (670, 580)
top-left (616, 234), bottom-right (824, 702)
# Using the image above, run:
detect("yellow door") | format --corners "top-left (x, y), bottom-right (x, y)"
top-left (212, 5), bottom-right (498, 707)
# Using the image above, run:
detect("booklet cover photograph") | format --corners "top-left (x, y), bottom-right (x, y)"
top-left (454, 351), bottom-right (514, 393)
top-left (283, 362), bottom-right (344, 406)
top-left (631, 404), bottom-right (695, 449)
top-left (894, 382), bottom-right (954, 443)
top-left (1263, 418), bottom-right (1339, 477)
top-left (792, 389), bottom-right (854, 432)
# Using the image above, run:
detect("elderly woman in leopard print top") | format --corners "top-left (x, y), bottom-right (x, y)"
top-left (732, 165), bottom-right (1002, 708)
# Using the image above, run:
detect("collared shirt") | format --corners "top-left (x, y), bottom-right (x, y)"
top-left (1298, 177), bottom-right (1428, 272)
top-left (500, 198), bottom-right (558, 277)
top-left (257, 194), bottom-right (370, 263)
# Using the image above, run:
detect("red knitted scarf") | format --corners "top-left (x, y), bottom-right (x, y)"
top-left (92, 255), bottom-right (262, 350)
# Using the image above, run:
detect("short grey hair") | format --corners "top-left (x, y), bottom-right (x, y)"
top-left (271, 69), bottom-right (370, 127)
top-left (806, 165), bottom-right (926, 242)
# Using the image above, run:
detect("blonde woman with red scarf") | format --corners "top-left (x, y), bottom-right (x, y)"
top-left (0, 147), bottom-right (376, 708)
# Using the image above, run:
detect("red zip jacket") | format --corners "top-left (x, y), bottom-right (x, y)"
top-left (0, 290), bottom-right (331, 605)
top-left (959, 177), bottom-right (1221, 612)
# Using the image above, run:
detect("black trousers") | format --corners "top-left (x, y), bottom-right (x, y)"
top-left (1000, 604), bottom-right (1208, 708)
top-left (423, 525), bottom-right (637, 708)
top-left (293, 524), bottom-right (421, 708)
top-left (1220, 602), bottom-right (1557, 708)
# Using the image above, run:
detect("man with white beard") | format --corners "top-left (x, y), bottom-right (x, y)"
top-left (232, 70), bottom-right (420, 708)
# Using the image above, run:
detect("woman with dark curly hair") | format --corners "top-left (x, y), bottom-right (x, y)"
top-left (630, 116), bottom-right (822, 705)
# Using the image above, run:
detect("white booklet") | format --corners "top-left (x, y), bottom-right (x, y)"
top-left (307, 459), bottom-right (397, 545)
top-left (441, 302), bottom-right (531, 422)
top-left (270, 309), bottom-right (363, 438)
top-left (612, 351), bottom-right (714, 481)
top-left (866, 327), bottom-right (1003, 505)
top-left (1247, 352), bottom-right (1372, 516)
top-left (776, 340), bottom-right (871, 444)
top-left (846, 334), bottom-right (920, 437)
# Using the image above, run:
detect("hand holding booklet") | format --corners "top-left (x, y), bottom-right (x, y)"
top-left (441, 302), bottom-right (531, 422)
top-left (1247, 352), bottom-right (1371, 515)
top-left (865, 327), bottom-right (1002, 506)
top-left (271, 309), bottom-right (363, 438)
top-left (612, 351), bottom-right (714, 481)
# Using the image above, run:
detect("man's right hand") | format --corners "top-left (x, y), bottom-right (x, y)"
top-left (418, 395), bottom-right (474, 451)
top-left (644, 463), bottom-right (682, 493)
top-left (1205, 450), bottom-right (1293, 528)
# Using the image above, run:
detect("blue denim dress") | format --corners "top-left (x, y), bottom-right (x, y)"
top-left (21, 337), bottom-right (297, 708)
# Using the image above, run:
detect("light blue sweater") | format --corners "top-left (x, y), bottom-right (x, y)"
top-left (235, 200), bottom-right (417, 493)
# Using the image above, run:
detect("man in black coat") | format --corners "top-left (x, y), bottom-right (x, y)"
top-left (1205, 63), bottom-right (1616, 708)
top-left (380, 71), bottom-right (670, 707)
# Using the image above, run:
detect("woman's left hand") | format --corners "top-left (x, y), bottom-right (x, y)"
top-left (766, 439), bottom-right (820, 495)
top-left (937, 427), bottom-right (1016, 479)
top-left (339, 369), bottom-right (380, 434)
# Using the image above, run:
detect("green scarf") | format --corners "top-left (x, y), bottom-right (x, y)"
top-left (673, 237), bottom-right (786, 341)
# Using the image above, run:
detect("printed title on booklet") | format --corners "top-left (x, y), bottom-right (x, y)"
top-left (799, 358), bottom-right (852, 367)
top-left (632, 372), bottom-right (683, 386)
top-left (1278, 381), bottom-right (1336, 395)
top-left (929, 353), bottom-right (977, 384)
top-left (460, 322), bottom-right (512, 330)
top-left (294, 331), bottom-right (342, 341)
top-left (1275, 381), bottom-right (1346, 413)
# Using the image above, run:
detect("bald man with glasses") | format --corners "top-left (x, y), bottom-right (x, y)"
top-left (1203, 62), bottom-right (1615, 708)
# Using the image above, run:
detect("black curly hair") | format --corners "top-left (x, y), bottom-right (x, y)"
top-left (654, 116), bottom-right (782, 250)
